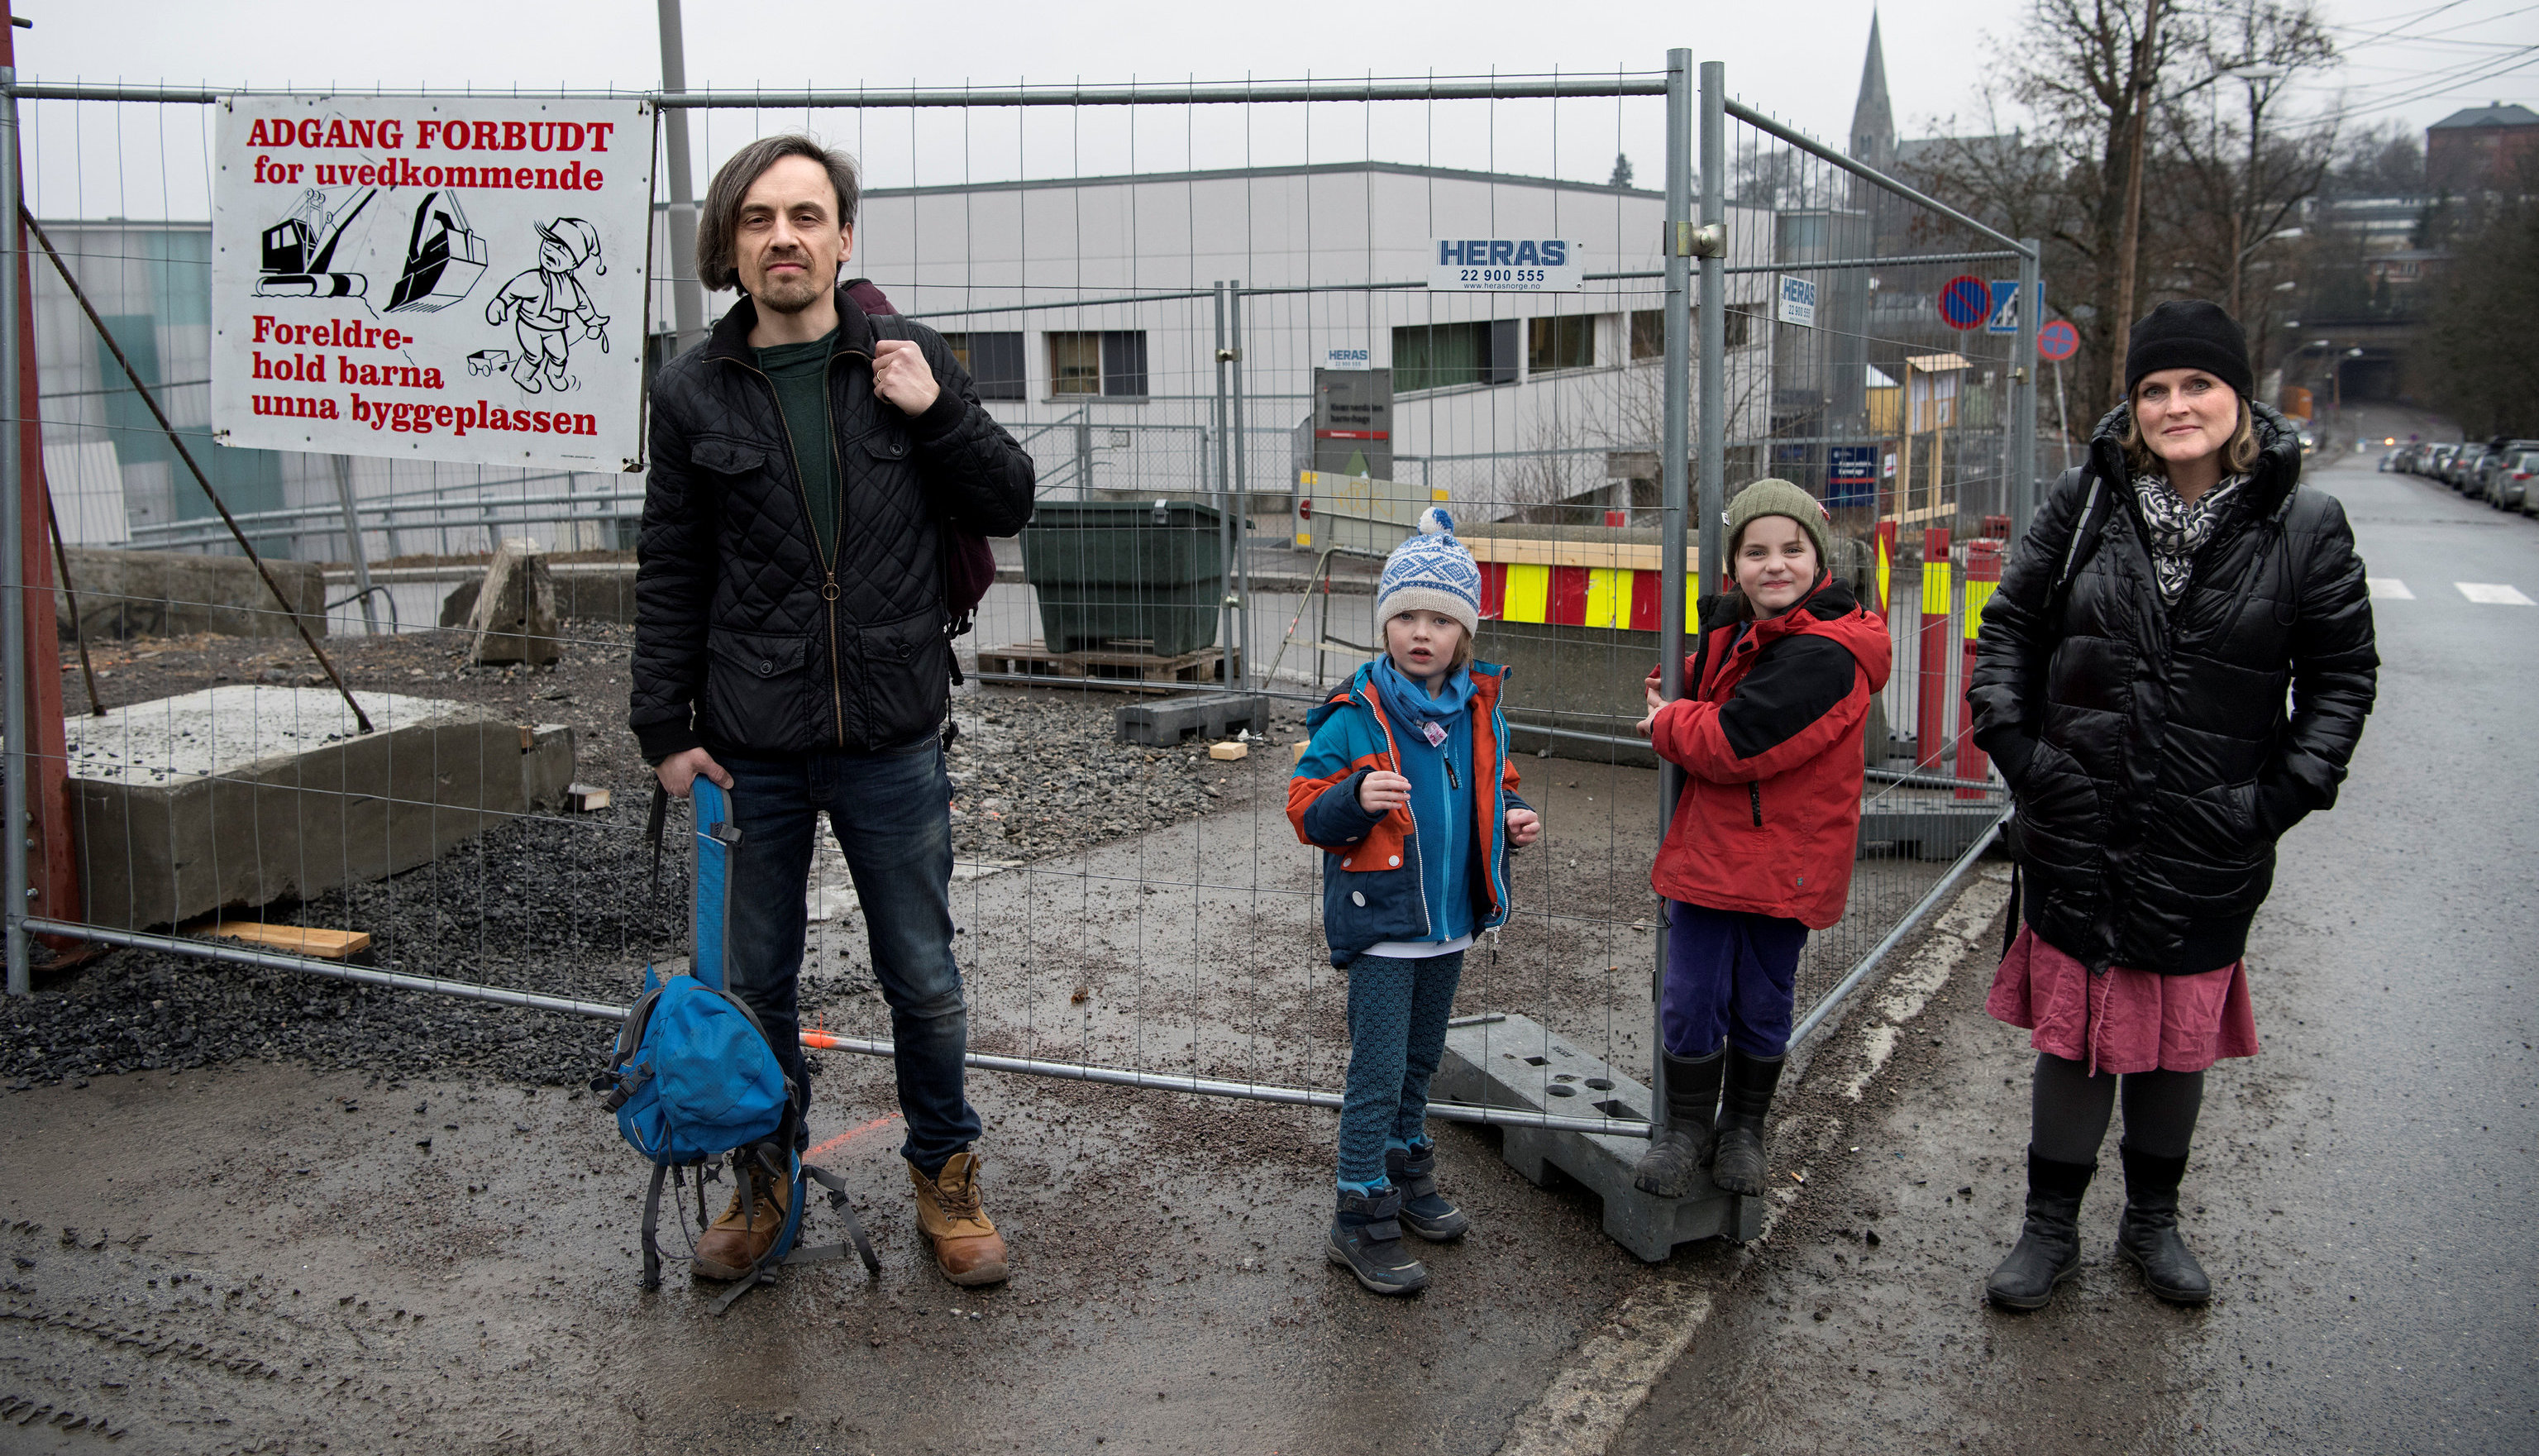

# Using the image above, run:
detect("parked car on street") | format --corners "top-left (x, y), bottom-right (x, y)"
top-left (2478, 440), bottom-right (2539, 506)
top-left (2502, 450), bottom-right (2539, 513)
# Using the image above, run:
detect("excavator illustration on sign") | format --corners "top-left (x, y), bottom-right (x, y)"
top-left (254, 187), bottom-right (376, 298)
top-left (386, 189), bottom-right (488, 313)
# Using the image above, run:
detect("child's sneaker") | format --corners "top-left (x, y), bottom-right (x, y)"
top-left (1385, 1143), bottom-right (1471, 1241)
top-left (1327, 1186), bottom-right (1429, 1295)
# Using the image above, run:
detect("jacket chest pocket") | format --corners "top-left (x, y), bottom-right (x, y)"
top-left (704, 626), bottom-right (814, 751)
top-left (693, 435), bottom-right (773, 484)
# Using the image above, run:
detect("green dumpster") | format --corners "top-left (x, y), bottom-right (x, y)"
top-left (1019, 499), bottom-right (1225, 657)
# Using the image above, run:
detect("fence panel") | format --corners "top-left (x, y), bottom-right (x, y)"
top-left (4, 64), bottom-right (2036, 1187)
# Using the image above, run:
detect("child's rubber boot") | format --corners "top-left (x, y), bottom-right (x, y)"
top-left (1708, 1048), bottom-right (1785, 1196)
top-left (1632, 1048), bottom-right (1725, 1196)
top-left (1326, 1185), bottom-right (1429, 1296)
top-left (1386, 1143), bottom-right (1470, 1242)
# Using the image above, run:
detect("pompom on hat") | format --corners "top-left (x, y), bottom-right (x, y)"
top-left (1375, 506), bottom-right (1482, 638)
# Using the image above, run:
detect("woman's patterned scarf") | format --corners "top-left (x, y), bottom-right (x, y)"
top-left (2131, 472), bottom-right (2245, 606)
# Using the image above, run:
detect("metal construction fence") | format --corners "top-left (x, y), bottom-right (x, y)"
top-left (1, 57), bottom-right (2033, 1183)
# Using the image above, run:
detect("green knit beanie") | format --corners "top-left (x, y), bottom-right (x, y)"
top-left (1725, 477), bottom-right (1832, 572)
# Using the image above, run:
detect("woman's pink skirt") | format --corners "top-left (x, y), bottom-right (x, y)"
top-left (1987, 926), bottom-right (2259, 1076)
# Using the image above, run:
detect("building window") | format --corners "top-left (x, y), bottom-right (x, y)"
top-left (943, 331), bottom-right (1025, 401)
top-left (1528, 315), bottom-right (1596, 374)
top-left (1049, 332), bottom-right (1101, 395)
top-left (1047, 331), bottom-right (1148, 397)
top-left (1630, 309), bottom-right (1666, 361)
top-left (1630, 307), bottom-right (1751, 359)
top-left (1392, 319), bottom-right (1520, 392)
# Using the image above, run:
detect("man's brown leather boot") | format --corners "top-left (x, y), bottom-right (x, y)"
top-left (692, 1153), bottom-right (792, 1281)
top-left (908, 1150), bottom-right (1009, 1287)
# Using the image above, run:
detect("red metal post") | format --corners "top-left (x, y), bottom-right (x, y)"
top-left (1915, 528), bottom-right (1952, 770)
top-left (1956, 539), bottom-right (2002, 799)
top-left (3, 6), bottom-right (79, 946)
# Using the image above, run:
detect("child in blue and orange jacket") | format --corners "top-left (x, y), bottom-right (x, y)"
top-left (1286, 508), bottom-right (1540, 1296)
top-left (1630, 479), bottom-right (1892, 1202)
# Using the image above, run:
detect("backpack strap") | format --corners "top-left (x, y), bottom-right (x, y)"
top-left (786, 1162), bottom-right (883, 1276)
top-left (637, 1162), bottom-right (671, 1291)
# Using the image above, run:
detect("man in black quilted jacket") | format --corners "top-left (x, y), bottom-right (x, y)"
top-left (632, 135), bottom-right (1033, 1288)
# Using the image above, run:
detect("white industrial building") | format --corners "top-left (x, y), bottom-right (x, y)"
top-left (32, 160), bottom-right (1790, 568)
top-left (843, 160), bottom-right (1778, 518)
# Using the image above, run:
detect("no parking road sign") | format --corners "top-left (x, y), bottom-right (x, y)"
top-left (2037, 320), bottom-right (2079, 360)
top-left (1938, 275), bottom-right (1992, 331)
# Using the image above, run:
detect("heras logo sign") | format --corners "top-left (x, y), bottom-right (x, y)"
top-left (1436, 239), bottom-right (1569, 268)
top-left (1429, 238), bottom-right (1583, 294)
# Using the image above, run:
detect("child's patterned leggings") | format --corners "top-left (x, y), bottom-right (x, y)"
top-left (1337, 949), bottom-right (1465, 1186)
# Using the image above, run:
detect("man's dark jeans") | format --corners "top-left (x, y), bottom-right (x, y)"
top-left (719, 739), bottom-right (981, 1175)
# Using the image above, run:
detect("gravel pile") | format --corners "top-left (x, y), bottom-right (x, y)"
top-left (943, 690), bottom-right (1314, 861)
top-left (7, 618), bottom-right (1327, 1090)
top-left (4, 812), bottom-right (688, 1091)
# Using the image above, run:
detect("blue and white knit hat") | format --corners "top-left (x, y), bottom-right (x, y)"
top-left (1376, 507), bottom-right (1482, 638)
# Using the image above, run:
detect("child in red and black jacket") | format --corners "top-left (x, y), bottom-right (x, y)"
top-left (1630, 479), bottom-right (1892, 1201)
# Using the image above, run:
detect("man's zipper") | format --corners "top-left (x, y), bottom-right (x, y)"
top-left (1749, 782), bottom-right (1763, 828)
top-left (727, 354), bottom-right (852, 747)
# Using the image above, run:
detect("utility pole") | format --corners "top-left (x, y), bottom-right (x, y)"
top-left (2111, 0), bottom-right (2162, 400)
top-left (656, 0), bottom-right (706, 356)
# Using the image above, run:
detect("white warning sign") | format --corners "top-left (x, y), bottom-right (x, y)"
top-left (210, 94), bottom-right (657, 471)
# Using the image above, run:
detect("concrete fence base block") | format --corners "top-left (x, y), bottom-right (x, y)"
top-left (1434, 1012), bottom-right (1761, 1262)
top-left (1856, 802), bottom-right (2001, 862)
top-left (1112, 691), bottom-right (1273, 747)
top-left (64, 686), bottom-right (527, 930)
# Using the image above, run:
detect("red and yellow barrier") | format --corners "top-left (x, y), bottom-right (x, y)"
top-left (1477, 559), bottom-right (1701, 634)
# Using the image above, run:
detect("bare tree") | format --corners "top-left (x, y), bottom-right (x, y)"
top-left (2157, 0), bottom-right (2338, 373)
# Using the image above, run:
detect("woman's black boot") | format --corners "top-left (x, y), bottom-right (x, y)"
top-left (2115, 1143), bottom-right (2212, 1304)
top-left (1632, 1048), bottom-right (1725, 1197)
top-left (1708, 1048), bottom-right (1785, 1196)
top-left (1986, 1148), bottom-right (2095, 1310)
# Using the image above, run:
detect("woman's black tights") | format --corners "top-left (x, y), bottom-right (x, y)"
top-left (2029, 1053), bottom-right (2203, 1163)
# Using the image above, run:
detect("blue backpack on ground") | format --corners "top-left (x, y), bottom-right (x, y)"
top-left (601, 778), bottom-right (878, 1312)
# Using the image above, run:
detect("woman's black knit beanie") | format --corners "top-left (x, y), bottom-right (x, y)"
top-left (2124, 299), bottom-right (2253, 400)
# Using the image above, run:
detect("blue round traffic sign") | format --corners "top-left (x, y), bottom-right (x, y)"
top-left (1939, 275), bottom-right (1992, 331)
top-left (2037, 319), bottom-right (2079, 360)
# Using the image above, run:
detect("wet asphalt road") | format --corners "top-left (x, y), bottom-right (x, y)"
top-left (1623, 418), bottom-right (2538, 1454)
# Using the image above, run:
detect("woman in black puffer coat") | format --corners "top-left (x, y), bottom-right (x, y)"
top-left (1967, 300), bottom-right (2378, 1310)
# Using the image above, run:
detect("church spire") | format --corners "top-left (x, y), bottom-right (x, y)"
top-left (1850, 9), bottom-right (1896, 171)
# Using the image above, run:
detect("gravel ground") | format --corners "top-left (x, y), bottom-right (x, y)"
top-left (7, 621), bottom-right (1319, 1091)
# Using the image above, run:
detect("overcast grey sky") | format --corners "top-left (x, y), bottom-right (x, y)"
top-left (14, 0), bottom-right (2532, 218)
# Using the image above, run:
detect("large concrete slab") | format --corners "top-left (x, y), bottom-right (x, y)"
top-left (64, 686), bottom-right (525, 929)
top-left (58, 547), bottom-right (326, 641)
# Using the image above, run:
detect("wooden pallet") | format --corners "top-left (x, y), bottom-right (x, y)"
top-left (975, 639), bottom-right (1241, 694)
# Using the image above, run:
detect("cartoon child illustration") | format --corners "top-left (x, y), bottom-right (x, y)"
top-left (483, 217), bottom-right (610, 394)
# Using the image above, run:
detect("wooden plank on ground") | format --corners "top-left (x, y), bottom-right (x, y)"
top-left (207, 920), bottom-right (372, 960)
